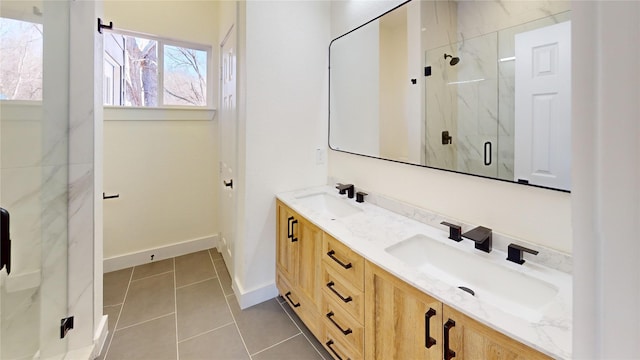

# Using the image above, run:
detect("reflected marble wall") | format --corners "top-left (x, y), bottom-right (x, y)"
top-left (422, 0), bottom-right (571, 180)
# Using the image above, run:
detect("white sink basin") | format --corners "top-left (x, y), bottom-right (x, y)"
top-left (385, 234), bottom-right (559, 321)
top-left (295, 192), bottom-right (362, 218)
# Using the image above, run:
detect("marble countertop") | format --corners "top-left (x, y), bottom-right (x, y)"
top-left (277, 185), bottom-right (572, 359)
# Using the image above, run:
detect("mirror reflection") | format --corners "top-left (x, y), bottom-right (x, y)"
top-left (329, 0), bottom-right (571, 191)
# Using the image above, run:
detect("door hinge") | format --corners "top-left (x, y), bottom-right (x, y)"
top-left (60, 316), bottom-right (74, 339)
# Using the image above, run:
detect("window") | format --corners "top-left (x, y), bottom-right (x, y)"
top-left (103, 31), bottom-right (211, 108)
top-left (0, 17), bottom-right (43, 101)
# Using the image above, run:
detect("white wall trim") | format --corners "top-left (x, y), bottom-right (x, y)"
top-left (91, 315), bottom-right (109, 360)
top-left (103, 235), bottom-right (218, 273)
top-left (104, 107), bottom-right (216, 121)
top-left (232, 280), bottom-right (278, 310)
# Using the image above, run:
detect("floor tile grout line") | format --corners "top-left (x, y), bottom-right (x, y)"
top-left (175, 276), bottom-right (219, 290)
top-left (101, 268), bottom-right (135, 360)
top-left (130, 269), bottom-right (174, 283)
top-left (277, 300), bottom-right (328, 360)
top-left (173, 257), bottom-right (180, 360)
top-left (250, 333), bottom-right (302, 357)
top-left (208, 248), bottom-right (254, 360)
top-left (113, 312), bottom-right (177, 332)
top-left (176, 321), bottom-right (236, 344)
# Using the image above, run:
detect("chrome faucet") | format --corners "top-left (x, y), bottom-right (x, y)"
top-left (462, 226), bottom-right (492, 253)
top-left (335, 183), bottom-right (355, 199)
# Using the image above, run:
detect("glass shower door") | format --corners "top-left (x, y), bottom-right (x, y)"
top-left (0, 1), bottom-right (70, 358)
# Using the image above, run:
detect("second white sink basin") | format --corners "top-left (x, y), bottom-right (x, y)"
top-left (295, 192), bottom-right (361, 218)
top-left (385, 234), bottom-right (559, 321)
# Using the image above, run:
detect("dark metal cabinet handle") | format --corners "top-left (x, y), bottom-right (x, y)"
top-left (444, 319), bottom-right (456, 360)
top-left (325, 340), bottom-right (348, 360)
top-left (287, 216), bottom-right (293, 239)
top-left (286, 217), bottom-right (298, 242)
top-left (484, 141), bottom-right (492, 166)
top-left (425, 308), bottom-right (437, 348)
top-left (327, 250), bottom-right (352, 269)
top-left (0, 207), bottom-right (11, 274)
top-left (102, 192), bottom-right (120, 199)
top-left (223, 179), bottom-right (233, 189)
top-left (326, 281), bottom-right (352, 303)
top-left (284, 291), bottom-right (300, 308)
top-left (290, 219), bottom-right (298, 242)
top-left (326, 312), bottom-right (353, 335)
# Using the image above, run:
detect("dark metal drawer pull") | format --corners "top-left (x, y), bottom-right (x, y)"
top-left (284, 291), bottom-right (300, 308)
top-left (444, 318), bottom-right (456, 360)
top-left (327, 250), bottom-right (352, 269)
top-left (325, 340), bottom-right (349, 360)
top-left (424, 308), bottom-right (437, 348)
top-left (326, 311), bottom-right (353, 335)
top-left (326, 281), bottom-right (352, 303)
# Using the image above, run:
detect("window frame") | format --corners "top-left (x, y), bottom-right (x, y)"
top-left (103, 28), bottom-right (214, 110)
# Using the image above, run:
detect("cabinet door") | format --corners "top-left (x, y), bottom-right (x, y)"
top-left (442, 305), bottom-right (551, 360)
top-left (365, 261), bottom-right (443, 360)
top-left (296, 217), bottom-right (322, 308)
top-left (276, 201), bottom-right (297, 281)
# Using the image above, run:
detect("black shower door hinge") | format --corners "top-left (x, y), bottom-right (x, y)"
top-left (60, 316), bottom-right (74, 339)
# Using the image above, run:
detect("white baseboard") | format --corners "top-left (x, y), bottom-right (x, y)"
top-left (233, 280), bottom-right (278, 309)
top-left (103, 235), bottom-right (218, 273)
top-left (92, 315), bottom-right (109, 359)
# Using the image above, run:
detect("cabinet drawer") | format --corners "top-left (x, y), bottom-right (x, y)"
top-left (322, 266), bottom-right (365, 323)
top-left (277, 271), bottom-right (321, 337)
top-left (323, 234), bottom-right (364, 291)
top-left (322, 294), bottom-right (364, 355)
top-left (322, 324), bottom-right (364, 360)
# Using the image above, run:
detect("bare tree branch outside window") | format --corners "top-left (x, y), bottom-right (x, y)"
top-left (0, 17), bottom-right (43, 101)
top-left (164, 45), bottom-right (207, 106)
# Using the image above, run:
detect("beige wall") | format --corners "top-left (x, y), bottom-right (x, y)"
top-left (103, 117), bottom-right (217, 259)
top-left (103, 1), bottom-right (219, 260)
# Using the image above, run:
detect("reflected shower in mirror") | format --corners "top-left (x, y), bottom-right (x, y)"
top-left (329, 0), bottom-right (572, 191)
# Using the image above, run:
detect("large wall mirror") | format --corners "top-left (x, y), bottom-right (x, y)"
top-left (329, 0), bottom-right (571, 191)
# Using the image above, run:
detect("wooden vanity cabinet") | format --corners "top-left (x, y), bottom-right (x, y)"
top-left (365, 261), bottom-right (443, 360)
top-left (320, 234), bottom-right (366, 360)
top-left (442, 305), bottom-right (552, 360)
top-left (276, 201), bottom-right (554, 360)
top-left (275, 201), bottom-right (323, 336)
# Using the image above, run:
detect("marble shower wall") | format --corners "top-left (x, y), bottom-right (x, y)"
top-left (0, 1), bottom-right (73, 358)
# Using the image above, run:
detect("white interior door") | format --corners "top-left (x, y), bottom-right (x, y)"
top-left (219, 25), bottom-right (237, 276)
top-left (514, 21), bottom-right (571, 191)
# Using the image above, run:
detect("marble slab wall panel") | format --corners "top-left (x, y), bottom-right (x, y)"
top-left (0, 285), bottom-right (40, 359)
top-left (455, 32), bottom-right (499, 177)
top-left (425, 44), bottom-right (457, 170)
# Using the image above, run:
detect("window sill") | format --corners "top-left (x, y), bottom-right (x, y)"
top-left (104, 106), bottom-right (216, 121)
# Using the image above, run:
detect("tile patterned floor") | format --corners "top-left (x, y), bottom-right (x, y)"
top-left (99, 249), bottom-right (332, 360)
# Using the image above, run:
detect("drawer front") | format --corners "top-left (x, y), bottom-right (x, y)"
top-left (322, 266), bottom-right (365, 323)
top-left (323, 234), bottom-right (364, 291)
top-left (322, 294), bottom-right (364, 355)
top-left (277, 271), bottom-right (320, 337)
top-left (322, 324), bottom-right (364, 360)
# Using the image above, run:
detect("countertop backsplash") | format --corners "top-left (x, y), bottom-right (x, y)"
top-left (328, 177), bottom-right (573, 274)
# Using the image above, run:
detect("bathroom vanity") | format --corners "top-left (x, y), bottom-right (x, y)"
top-left (276, 186), bottom-right (571, 359)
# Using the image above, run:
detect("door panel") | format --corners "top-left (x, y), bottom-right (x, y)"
top-left (514, 21), bottom-right (571, 190)
top-left (219, 25), bottom-right (237, 278)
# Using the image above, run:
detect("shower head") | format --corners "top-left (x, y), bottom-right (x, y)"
top-left (444, 53), bottom-right (460, 66)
